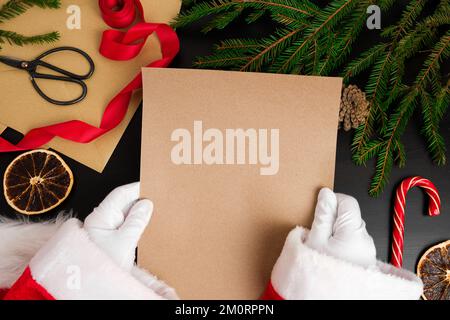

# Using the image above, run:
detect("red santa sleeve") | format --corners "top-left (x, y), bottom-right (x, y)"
top-left (0, 214), bottom-right (67, 299)
top-left (1, 218), bottom-right (177, 300)
top-left (261, 227), bottom-right (424, 300)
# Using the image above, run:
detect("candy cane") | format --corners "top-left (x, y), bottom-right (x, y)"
top-left (391, 176), bottom-right (441, 268)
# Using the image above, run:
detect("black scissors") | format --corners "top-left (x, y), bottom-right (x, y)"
top-left (0, 46), bottom-right (95, 106)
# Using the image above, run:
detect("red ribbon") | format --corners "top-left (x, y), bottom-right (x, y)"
top-left (0, 0), bottom-right (179, 152)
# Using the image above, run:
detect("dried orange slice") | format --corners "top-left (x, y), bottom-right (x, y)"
top-left (417, 240), bottom-right (450, 300)
top-left (3, 150), bottom-right (74, 215)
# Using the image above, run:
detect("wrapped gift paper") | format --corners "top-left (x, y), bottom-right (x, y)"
top-left (0, 0), bottom-right (181, 172)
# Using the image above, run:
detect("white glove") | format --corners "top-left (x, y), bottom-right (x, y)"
top-left (84, 183), bottom-right (152, 271)
top-left (305, 188), bottom-right (377, 268)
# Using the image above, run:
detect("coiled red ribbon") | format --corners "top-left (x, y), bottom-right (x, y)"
top-left (0, 0), bottom-right (179, 152)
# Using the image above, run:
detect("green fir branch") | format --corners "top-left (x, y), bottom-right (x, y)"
top-left (349, 0), bottom-right (430, 159)
top-left (174, 0), bottom-right (317, 30)
top-left (177, 0), bottom-right (450, 196)
top-left (343, 43), bottom-right (387, 80)
top-left (421, 91), bottom-right (447, 165)
top-left (394, 139), bottom-right (406, 168)
top-left (239, 27), bottom-right (303, 71)
top-left (348, 1), bottom-right (449, 195)
top-left (0, 0), bottom-right (60, 50)
top-left (352, 139), bottom-right (385, 165)
top-left (318, 0), bottom-right (378, 75)
top-left (0, 29), bottom-right (59, 48)
top-left (271, 0), bottom-right (359, 74)
top-left (369, 91), bottom-right (419, 196)
top-left (0, 0), bottom-right (60, 23)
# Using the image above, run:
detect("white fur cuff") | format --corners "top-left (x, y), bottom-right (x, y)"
top-left (271, 227), bottom-right (423, 300)
top-left (29, 219), bottom-right (168, 300)
top-left (0, 214), bottom-right (68, 288)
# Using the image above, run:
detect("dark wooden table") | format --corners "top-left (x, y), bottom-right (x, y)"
top-left (0, 1), bottom-right (448, 274)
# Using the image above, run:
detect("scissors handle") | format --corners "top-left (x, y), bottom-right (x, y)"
top-left (33, 46), bottom-right (95, 79)
top-left (28, 46), bottom-right (94, 106)
top-left (31, 74), bottom-right (87, 106)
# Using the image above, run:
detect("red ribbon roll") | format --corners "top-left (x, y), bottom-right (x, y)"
top-left (0, 0), bottom-right (179, 152)
top-left (390, 176), bottom-right (441, 268)
top-left (99, 0), bottom-right (143, 28)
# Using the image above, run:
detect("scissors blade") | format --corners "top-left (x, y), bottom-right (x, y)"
top-left (0, 56), bottom-right (26, 69)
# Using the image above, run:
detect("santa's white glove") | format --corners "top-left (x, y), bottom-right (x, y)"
top-left (305, 188), bottom-right (377, 268)
top-left (84, 183), bottom-right (152, 271)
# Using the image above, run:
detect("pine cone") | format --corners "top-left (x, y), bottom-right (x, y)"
top-left (339, 84), bottom-right (369, 131)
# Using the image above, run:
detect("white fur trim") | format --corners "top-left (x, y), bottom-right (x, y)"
top-left (0, 213), bottom-right (69, 288)
top-left (29, 219), bottom-right (168, 300)
top-left (131, 266), bottom-right (179, 300)
top-left (271, 227), bottom-right (423, 300)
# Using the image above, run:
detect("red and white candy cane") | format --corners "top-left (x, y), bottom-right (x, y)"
top-left (391, 176), bottom-right (441, 268)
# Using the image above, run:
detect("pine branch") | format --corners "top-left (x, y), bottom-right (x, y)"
top-left (369, 139), bottom-right (394, 196)
top-left (195, 38), bottom-right (261, 68)
top-left (369, 91), bottom-right (419, 196)
top-left (194, 51), bottom-right (251, 68)
top-left (0, 0), bottom-right (60, 23)
top-left (383, 60), bottom-right (407, 109)
top-left (369, 32), bottom-right (449, 196)
top-left (421, 91), bottom-right (447, 165)
top-left (174, 0), bottom-right (317, 30)
top-left (177, 0), bottom-right (450, 197)
top-left (215, 38), bottom-right (263, 51)
top-left (414, 31), bottom-right (450, 89)
top-left (396, 1), bottom-right (448, 59)
top-left (0, 29), bottom-right (59, 48)
top-left (201, 8), bottom-right (243, 32)
top-left (0, 0), bottom-right (61, 49)
top-left (239, 27), bottom-right (303, 71)
top-left (352, 139), bottom-right (384, 165)
top-left (395, 0), bottom-right (429, 33)
top-left (349, 1), bottom-right (430, 159)
top-left (271, 12), bottom-right (305, 28)
top-left (419, 33), bottom-right (450, 165)
top-left (394, 139), bottom-right (406, 168)
top-left (347, 0), bottom-right (449, 195)
top-left (271, 0), bottom-right (358, 74)
top-left (366, 52), bottom-right (393, 115)
top-left (350, 50), bottom-right (392, 162)
top-left (378, 0), bottom-right (396, 10)
top-left (318, 0), bottom-right (377, 75)
top-left (343, 43), bottom-right (387, 80)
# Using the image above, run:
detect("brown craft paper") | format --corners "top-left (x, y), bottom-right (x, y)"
top-left (0, 0), bottom-right (181, 172)
top-left (139, 68), bottom-right (342, 299)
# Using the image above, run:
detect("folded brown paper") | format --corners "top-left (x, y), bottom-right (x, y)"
top-left (0, 0), bottom-right (180, 172)
top-left (139, 68), bottom-right (342, 299)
